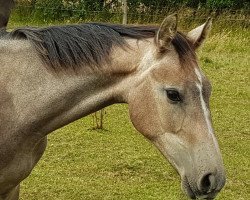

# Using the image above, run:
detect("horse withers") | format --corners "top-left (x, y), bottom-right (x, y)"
top-left (0, 14), bottom-right (225, 199)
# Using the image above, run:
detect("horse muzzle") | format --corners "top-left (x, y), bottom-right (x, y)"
top-left (182, 171), bottom-right (226, 199)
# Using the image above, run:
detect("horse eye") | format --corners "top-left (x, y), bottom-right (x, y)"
top-left (166, 90), bottom-right (182, 102)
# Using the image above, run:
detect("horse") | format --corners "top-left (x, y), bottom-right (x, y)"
top-left (0, 14), bottom-right (225, 199)
top-left (0, 0), bottom-right (14, 29)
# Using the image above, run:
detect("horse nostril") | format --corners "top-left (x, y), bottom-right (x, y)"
top-left (199, 173), bottom-right (216, 193)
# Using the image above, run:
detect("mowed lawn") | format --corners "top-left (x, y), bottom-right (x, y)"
top-left (18, 26), bottom-right (249, 199)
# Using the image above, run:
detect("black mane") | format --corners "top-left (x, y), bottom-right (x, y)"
top-left (5, 23), bottom-right (195, 72)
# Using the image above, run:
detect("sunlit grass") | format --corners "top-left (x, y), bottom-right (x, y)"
top-left (199, 29), bottom-right (250, 199)
top-left (16, 24), bottom-right (250, 199)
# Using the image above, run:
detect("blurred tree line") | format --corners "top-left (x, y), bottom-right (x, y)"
top-left (16, 0), bottom-right (250, 11)
top-left (128, 0), bottom-right (249, 10)
top-left (13, 0), bottom-right (249, 24)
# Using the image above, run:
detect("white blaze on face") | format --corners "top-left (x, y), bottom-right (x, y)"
top-left (194, 68), bottom-right (219, 149)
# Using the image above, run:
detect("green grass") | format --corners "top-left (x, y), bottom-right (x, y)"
top-left (15, 25), bottom-right (250, 199)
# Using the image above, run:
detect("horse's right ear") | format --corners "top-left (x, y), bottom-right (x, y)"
top-left (187, 18), bottom-right (212, 49)
top-left (155, 14), bottom-right (178, 52)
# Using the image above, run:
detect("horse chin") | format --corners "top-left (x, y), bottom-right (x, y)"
top-left (181, 176), bottom-right (196, 199)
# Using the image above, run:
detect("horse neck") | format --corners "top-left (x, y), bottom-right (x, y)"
top-left (0, 38), bottom-right (151, 140)
top-left (23, 72), bottom-right (123, 136)
top-left (45, 38), bottom-right (153, 129)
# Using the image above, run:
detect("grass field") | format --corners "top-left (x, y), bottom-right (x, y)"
top-left (12, 21), bottom-right (249, 199)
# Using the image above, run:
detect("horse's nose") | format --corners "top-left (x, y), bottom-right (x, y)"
top-left (182, 169), bottom-right (226, 199)
top-left (199, 173), bottom-right (217, 194)
top-left (196, 169), bottom-right (226, 199)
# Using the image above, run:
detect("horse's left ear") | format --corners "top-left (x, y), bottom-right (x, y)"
top-left (156, 13), bottom-right (178, 52)
top-left (187, 18), bottom-right (212, 49)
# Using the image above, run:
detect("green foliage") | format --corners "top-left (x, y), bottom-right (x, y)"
top-left (127, 0), bottom-right (250, 9)
top-left (11, 1), bottom-right (249, 27)
top-left (34, 0), bottom-right (105, 11)
top-left (16, 0), bottom-right (250, 9)
top-left (206, 0), bottom-right (248, 9)
top-left (14, 0), bottom-right (108, 22)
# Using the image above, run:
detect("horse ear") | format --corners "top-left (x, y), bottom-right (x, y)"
top-left (156, 13), bottom-right (178, 52)
top-left (187, 18), bottom-right (212, 49)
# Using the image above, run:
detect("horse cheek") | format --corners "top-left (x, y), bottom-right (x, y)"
top-left (128, 82), bottom-right (161, 140)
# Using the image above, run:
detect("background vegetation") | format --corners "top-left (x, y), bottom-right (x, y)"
top-left (10, 0), bottom-right (249, 27)
top-left (7, 1), bottom-right (250, 199)
top-left (16, 0), bottom-right (250, 10)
